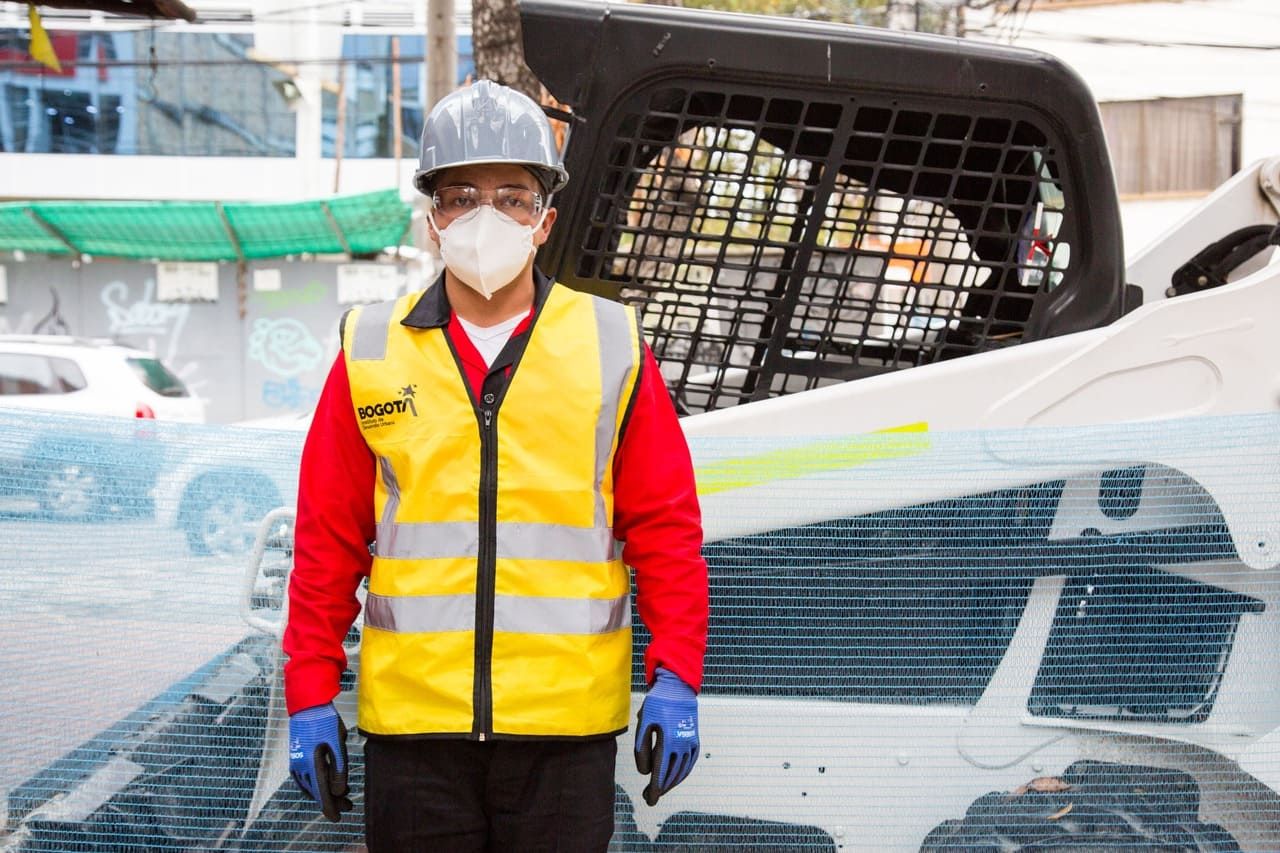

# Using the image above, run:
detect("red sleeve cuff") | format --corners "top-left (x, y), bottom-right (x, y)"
top-left (646, 648), bottom-right (704, 694)
top-left (284, 657), bottom-right (343, 715)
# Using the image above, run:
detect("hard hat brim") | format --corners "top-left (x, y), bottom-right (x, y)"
top-left (413, 159), bottom-right (570, 197)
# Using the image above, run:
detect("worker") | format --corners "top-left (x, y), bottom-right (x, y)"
top-left (282, 78), bottom-right (709, 851)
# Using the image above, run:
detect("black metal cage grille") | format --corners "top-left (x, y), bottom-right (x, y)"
top-left (576, 84), bottom-right (1073, 414)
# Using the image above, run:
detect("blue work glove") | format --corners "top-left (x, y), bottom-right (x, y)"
top-left (289, 702), bottom-right (352, 822)
top-left (634, 667), bottom-right (700, 806)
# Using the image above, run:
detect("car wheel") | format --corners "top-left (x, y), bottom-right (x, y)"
top-left (183, 475), bottom-right (280, 556)
top-left (38, 462), bottom-right (102, 520)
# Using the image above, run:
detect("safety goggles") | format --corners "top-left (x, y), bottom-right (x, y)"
top-left (430, 185), bottom-right (545, 225)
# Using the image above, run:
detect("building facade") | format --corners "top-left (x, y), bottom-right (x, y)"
top-left (0, 0), bottom-right (474, 201)
top-left (967, 0), bottom-right (1279, 256)
top-left (0, 0), bottom-right (467, 422)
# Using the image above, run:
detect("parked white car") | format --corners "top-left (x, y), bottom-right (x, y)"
top-left (153, 410), bottom-right (310, 555)
top-left (0, 335), bottom-right (205, 422)
top-left (0, 335), bottom-right (204, 518)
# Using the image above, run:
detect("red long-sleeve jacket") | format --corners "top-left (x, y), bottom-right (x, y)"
top-left (283, 277), bottom-right (708, 716)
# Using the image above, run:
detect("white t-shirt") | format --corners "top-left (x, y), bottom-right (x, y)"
top-left (457, 313), bottom-right (525, 368)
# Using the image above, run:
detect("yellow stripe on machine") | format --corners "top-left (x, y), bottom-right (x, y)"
top-left (695, 422), bottom-right (931, 496)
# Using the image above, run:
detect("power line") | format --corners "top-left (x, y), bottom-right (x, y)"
top-left (0, 14), bottom-right (469, 29)
top-left (1, 0), bottom-right (411, 19)
top-left (979, 26), bottom-right (1280, 51)
top-left (0, 53), bottom-right (436, 72)
top-left (250, 0), bottom-right (358, 20)
top-left (1, 0), bottom-right (471, 30)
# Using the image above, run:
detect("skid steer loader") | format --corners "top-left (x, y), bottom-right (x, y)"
top-left (4, 0), bottom-right (1280, 849)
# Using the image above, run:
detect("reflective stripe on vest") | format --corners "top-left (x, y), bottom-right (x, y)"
top-left (365, 590), bottom-right (631, 635)
top-left (375, 520), bottom-right (622, 562)
top-left (348, 298), bottom-right (399, 361)
top-left (591, 295), bottom-right (635, 528)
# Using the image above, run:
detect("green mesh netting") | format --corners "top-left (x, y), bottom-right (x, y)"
top-left (0, 190), bottom-right (412, 261)
top-left (0, 207), bottom-right (69, 254)
top-left (3, 408), bottom-right (1280, 850)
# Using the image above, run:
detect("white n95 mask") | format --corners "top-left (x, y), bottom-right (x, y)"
top-left (434, 207), bottom-right (545, 300)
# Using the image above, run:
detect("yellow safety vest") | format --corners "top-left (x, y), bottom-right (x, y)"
top-left (342, 283), bottom-right (643, 738)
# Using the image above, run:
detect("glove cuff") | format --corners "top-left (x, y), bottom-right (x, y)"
top-left (651, 668), bottom-right (695, 698)
top-left (292, 702), bottom-right (336, 722)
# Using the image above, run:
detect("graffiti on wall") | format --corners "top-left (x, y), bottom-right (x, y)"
top-left (1, 287), bottom-right (69, 336)
top-left (101, 279), bottom-right (191, 360)
top-left (0, 310), bottom-right (37, 335)
top-left (262, 377), bottom-right (319, 409)
top-left (5, 262), bottom-right (348, 422)
top-left (100, 278), bottom-right (207, 402)
top-left (252, 281), bottom-right (327, 311)
top-left (248, 317), bottom-right (324, 409)
top-left (34, 288), bottom-right (72, 335)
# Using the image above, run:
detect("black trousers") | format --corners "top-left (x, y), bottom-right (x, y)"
top-left (363, 736), bottom-right (618, 853)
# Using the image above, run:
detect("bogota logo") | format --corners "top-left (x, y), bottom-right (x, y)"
top-left (358, 384), bottom-right (418, 424)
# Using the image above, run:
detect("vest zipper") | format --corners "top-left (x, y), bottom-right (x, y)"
top-left (474, 404), bottom-right (497, 741)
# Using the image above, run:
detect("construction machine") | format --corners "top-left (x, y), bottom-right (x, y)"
top-left (530, 5), bottom-right (1278, 842)
top-left (4, 0), bottom-right (1280, 849)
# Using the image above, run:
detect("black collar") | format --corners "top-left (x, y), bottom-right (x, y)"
top-left (401, 268), bottom-right (555, 330)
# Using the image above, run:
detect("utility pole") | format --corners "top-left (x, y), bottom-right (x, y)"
top-left (392, 36), bottom-right (403, 182)
top-left (427, 0), bottom-right (457, 109)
